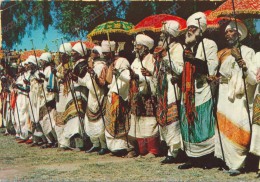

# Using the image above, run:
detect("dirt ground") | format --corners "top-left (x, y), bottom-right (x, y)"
top-left (0, 129), bottom-right (258, 181)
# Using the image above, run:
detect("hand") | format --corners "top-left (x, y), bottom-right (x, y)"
top-left (206, 75), bottom-right (219, 84)
top-left (129, 67), bottom-right (139, 80)
top-left (38, 72), bottom-right (45, 79)
top-left (36, 78), bottom-right (44, 84)
top-left (170, 75), bottom-right (180, 85)
top-left (23, 79), bottom-right (30, 85)
top-left (51, 67), bottom-right (57, 75)
top-left (141, 67), bottom-right (152, 76)
top-left (236, 59), bottom-right (247, 69)
top-left (231, 48), bottom-right (242, 61)
top-left (88, 59), bottom-right (94, 69)
top-left (184, 49), bottom-right (195, 61)
top-left (70, 73), bottom-right (78, 82)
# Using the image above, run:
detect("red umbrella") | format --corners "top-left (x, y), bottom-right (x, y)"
top-left (204, 10), bottom-right (237, 30)
top-left (70, 41), bottom-right (95, 49)
top-left (211, 0), bottom-right (260, 18)
top-left (20, 50), bottom-right (45, 61)
top-left (131, 14), bottom-right (187, 34)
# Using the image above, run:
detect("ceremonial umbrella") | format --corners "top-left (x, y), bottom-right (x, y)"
top-left (20, 50), bottom-right (45, 62)
top-left (131, 14), bottom-right (187, 34)
top-left (70, 41), bottom-right (95, 49)
top-left (211, 0), bottom-right (260, 18)
top-left (87, 20), bottom-right (134, 41)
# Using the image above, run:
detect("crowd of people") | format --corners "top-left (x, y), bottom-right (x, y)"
top-left (0, 11), bottom-right (260, 177)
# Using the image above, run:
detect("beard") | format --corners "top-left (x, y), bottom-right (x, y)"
top-left (185, 28), bottom-right (201, 45)
top-left (226, 36), bottom-right (239, 47)
top-left (136, 46), bottom-right (147, 58)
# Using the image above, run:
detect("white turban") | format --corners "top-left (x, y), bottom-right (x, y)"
top-left (136, 34), bottom-right (154, 50)
top-left (225, 21), bottom-right (248, 41)
top-left (40, 52), bottom-right (52, 62)
top-left (27, 55), bottom-right (37, 65)
top-left (161, 20), bottom-right (180, 37)
top-left (93, 46), bottom-right (103, 57)
top-left (187, 12), bottom-right (207, 33)
top-left (101, 40), bottom-right (116, 52)
top-left (72, 42), bottom-right (87, 56)
top-left (59, 43), bottom-right (72, 54)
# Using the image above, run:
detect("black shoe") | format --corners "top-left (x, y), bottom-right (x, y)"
top-left (85, 146), bottom-right (100, 153)
top-left (161, 156), bottom-right (175, 164)
top-left (228, 169), bottom-right (241, 176)
top-left (98, 148), bottom-right (109, 155)
top-left (178, 162), bottom-right (192, 169)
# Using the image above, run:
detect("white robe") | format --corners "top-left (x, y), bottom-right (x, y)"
top-left (215, 45), bottom-right (256, 170)
top-left (105, 57), bottom-right (133, 152)
top-left (250, 52), bottom-right (260, 157)
top-left (78, 60), bottom-right (107, 148)
top-left (128, 53), bottom-right (159, 139)
top-left (158, 42), bottom-right (183, 157)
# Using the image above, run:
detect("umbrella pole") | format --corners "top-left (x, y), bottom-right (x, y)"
top-left (196, 18), bottom-right (226, 164)
top-left (231, 0), bottom-right (252, 137)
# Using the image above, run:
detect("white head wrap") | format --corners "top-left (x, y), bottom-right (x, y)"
top-left (72, 42), bottom-right (87, 56)
top-left (59, 43), bottom-right (72, 54)
top-left (27, 55), bottom-right (37, 65)
top-left (187, 12), bottom-right (207, 33)
top-left (136, 34), bottom-right (154, 50)
top-left (93, 46), bottom-right (103, 57)
top-left (101, 40), bottom-right (116, 52)
top-left (161, 20), bottom-right (180, 37)
top-left (40, 52), bottom-right (52, 62)
top-left (225, 21), bottom-right (248, 41)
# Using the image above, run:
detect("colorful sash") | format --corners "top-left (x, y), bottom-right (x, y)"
top-left (105, 93), bottom-right (130, 138)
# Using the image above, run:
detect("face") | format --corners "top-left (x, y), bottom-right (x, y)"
top-left (225, 28), bottom-right (239, 46)
top-left (91, 49), bottom-right (100, 60)
top-left (103, 52), bottom-right (112, 60)
top-left (71, 51), bottom-right (81, 61)
top-left (60, 52), bottom-right (70, 64)
top-left (185, 25), bottom-right (200, 45)
top-left (135, 44), bottom-right (148, 57)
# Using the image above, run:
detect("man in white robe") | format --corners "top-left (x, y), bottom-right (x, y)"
top-left (178, 12), bottom-right (219, 169)
top-left (103, 40), bottom-right (135, 157)
top-left (215, 20), bottom-right (256, 176)
top-left (76, 44), bottom-right (108, 155)
top-left (128, 34), bottom-right (160, 157)
top-left (155, 20), bottom-right (183, 164)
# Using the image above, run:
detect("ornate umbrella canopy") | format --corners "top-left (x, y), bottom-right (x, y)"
top-left (20, 50), bottom-right (45, 62)
top-left (87, 21), bottom-right (134, 41)
top-left (131, 14), bottom-right (187, 34)
top-left (70, 41), bottom-right (95, 49)
top-left (204, 10), bottom-right (235, 30)
top-left (211, 0), bottom-right (260, 18)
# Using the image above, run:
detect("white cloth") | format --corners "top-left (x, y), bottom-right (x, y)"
top-left (161, 20), bottom-right (180, 37)
top-left (40, 52), bottom-right (52, 62)
top-left (215, 45), bottom-right (256, 170)
top-left (136, 34), bottom-right (154, 50)
top-left (101, 40), bottom-right (115, 52)
top-left (72, 42), bottom-right (87, 56)
top-left (105, 57), bottom-right (132, 151)
top-left (187, 12), bottom-right (207, 33)
top-left (128, 53), bottom-right (158, 138)
top-left (107, 57), bottom-right (130, 102)
top-left (78, 60), bottom-right (107, 138)
top-left (59, 43), bottom-right (72, 54)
